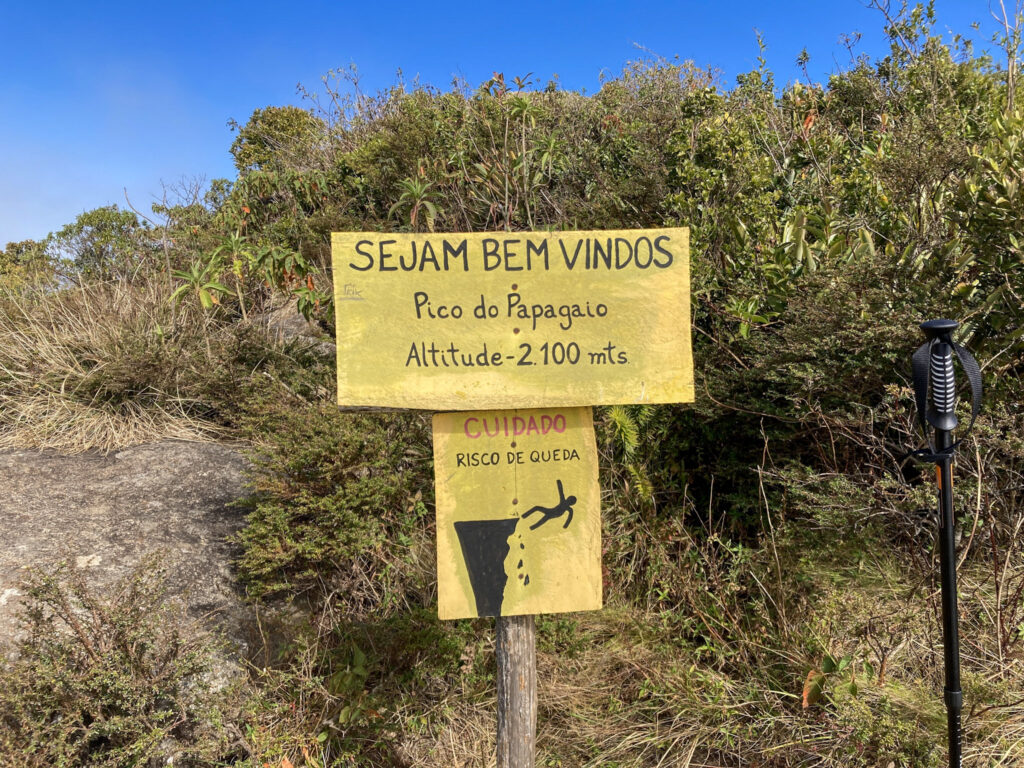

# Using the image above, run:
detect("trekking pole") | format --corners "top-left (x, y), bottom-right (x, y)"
top-left (910, 319), bottom-right (983, 768)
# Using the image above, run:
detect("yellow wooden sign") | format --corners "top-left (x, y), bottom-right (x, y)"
top-left (332, 228), bottom-right (693, 410)
top-left (432, 407), bottom-right (602, 619)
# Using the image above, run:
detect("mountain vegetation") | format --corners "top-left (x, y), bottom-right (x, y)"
top-left (1, 2), bottom-right (1023, 765)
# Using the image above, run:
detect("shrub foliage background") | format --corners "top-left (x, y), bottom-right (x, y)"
top-left (2, 3), bottom-right (1023, 766)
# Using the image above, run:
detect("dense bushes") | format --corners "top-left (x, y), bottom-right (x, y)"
top-left (234, 404), bottom-right (433, 601)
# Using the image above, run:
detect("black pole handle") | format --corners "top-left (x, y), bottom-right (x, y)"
top-left (920, 318), bottom-right (960, 340)
top-left (929, 341), bottom-right (958, 431)
top-left (910, 319), bottom-right (982, 461)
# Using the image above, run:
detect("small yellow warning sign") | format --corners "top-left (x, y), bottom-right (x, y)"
top-left (432, 407), bottom-right (602, 619)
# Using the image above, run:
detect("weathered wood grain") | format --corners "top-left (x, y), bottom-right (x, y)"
top-left (496, 613), bottom-right (536, 768)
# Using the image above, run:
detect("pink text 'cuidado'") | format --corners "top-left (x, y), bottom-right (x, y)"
top-left (463, 414), bottom-right (567, 439)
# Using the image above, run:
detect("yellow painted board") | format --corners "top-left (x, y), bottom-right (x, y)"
top-left (432, 407), bottom-right (601, 619)
top-left (332, 228), bottom-right (693, 410)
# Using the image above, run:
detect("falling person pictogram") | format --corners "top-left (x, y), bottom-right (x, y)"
top-left (521, 479), bottom-right (576, 530)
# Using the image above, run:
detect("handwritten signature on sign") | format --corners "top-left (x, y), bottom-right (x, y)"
top-left (338, 284), bottom-right (364, 301)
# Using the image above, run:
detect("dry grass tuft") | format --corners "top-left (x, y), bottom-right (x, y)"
top-left (0, 279), bottom-right (232, 453)
top-left (0, 391), bottom-right (220, 453)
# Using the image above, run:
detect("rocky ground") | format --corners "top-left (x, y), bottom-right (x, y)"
top-left (0, 440), bottom-right (251, 648)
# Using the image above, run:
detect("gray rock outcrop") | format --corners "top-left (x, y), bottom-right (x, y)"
top-left (259, 296), bottom-right (337, 356)
top-left (0, 440), bottom-right (251, 648)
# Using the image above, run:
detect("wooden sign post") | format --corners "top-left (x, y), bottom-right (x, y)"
top-left (331, 228), bottom-right (693, 767)
top-left (496, 614), bottom-right (536, 767)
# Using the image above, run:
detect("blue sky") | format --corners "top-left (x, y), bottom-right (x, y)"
top-left (0, 1), bottom-right (1002, 244)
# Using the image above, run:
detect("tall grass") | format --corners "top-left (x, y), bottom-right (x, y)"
top-left (0, 279), bottom-right (230, 452)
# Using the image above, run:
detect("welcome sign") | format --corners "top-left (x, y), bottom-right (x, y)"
top-left (331, 228), bottom-right (693, 410)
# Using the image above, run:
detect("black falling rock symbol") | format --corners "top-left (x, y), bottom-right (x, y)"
top-left (524, 574), bottom-right (530, 585)
top-left (517, 559), bottom-right (523, 568)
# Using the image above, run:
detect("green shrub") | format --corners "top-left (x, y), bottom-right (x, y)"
top-left (0, 557), bottom-right (239, 767)
top-left (234, 404), bottom-right (433, 601)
